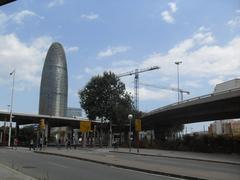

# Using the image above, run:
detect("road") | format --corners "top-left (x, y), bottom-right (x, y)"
top-left (0, 148), bottom-right (181, 180)
top-left (110, 151), bottom-right (240, 178)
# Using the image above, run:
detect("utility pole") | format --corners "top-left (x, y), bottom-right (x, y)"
top-left (128, 114), bottom-right (133, 152)
top-left (175, 61), bottom-right (182, 103)
top-left (8, 70), bottom-right (15, 147)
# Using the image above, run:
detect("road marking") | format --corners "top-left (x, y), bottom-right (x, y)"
top-left (48, 162), bottom-right (69, 169)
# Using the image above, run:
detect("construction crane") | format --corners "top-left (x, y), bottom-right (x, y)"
top-left (117, 66), bottom-right (160, 110)
top-left (139, 82), bottom-right (190, 101)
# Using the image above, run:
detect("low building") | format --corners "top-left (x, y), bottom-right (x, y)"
top-left (214, 79), bottom-right (240, 93)
top-left (231, 121), bottom-right (240, 137)
top-left (67, 107), bottom-right (82, 118)
top-left (208, 119), bottom-right (240, 137)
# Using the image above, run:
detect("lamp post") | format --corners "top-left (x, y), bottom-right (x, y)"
top-left (128, 114), bottom-right (133, 152)
top-left (8, 70), bottom-right (15, 147)
top-left (175, 61), bottom-right (182, 103)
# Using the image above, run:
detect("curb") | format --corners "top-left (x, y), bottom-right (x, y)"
top-left (109, 151), bottom-right (240, 166)
top-left (34, 151), bottom-right (207, 180)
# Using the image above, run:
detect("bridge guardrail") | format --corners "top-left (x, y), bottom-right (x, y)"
top-left (147, 87), bottom-right (240, 115)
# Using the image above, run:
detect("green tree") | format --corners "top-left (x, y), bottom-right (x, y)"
top-left (79, 71), bottom-right (134, 125)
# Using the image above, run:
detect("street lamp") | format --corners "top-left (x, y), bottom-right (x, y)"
top-left (8, 70), bottom-right (15, 147)
top-left (128, 114), bottom-right (133, 152)
top-left (175, 61), bottom-right (182, 103)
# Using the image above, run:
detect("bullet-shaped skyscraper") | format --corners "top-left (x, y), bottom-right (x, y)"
top-left (39, 42), bottom-right (68, 117)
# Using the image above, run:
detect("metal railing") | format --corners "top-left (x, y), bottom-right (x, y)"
top-left (146, 87), bottom-right (240, 115)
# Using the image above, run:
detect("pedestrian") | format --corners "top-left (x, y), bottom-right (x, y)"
top-left (68, 138), bottom-right (71, 150)
top-left (13, 137), bottom-right (18, 150)
top-left (58, 138), bottom-right (61, 150)
top-left (65, 138), bottom-right (68, 149)
top-left (29, 139), bottom-right (35, 151)
top-left (39, 137), bottom-right (43, 150)
top-left (73, 137), bottom-right (77, 150)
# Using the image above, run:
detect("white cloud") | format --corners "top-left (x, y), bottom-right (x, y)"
top-left (72, 74), bottom-right (84, 80)
top-left (235, 10), bottom-right (240, 13)
top-left (98, 46), bottom-right (131, 58)
top-left (228, 16), bottom-right (240, 29)
top-left (80, 13), bottom-right (99, 21)
top-left (126, 87), bottom-right (172, 101)
top-left (184, 80), bottom-right (202, 88)
top-left (161, 11), bottom-right (174, 24)
top-left (0, 11), bottom-right (8, 30)
top-left (11, 10), bottom-right (43, 24)
top-left (168, 2), bottom-right (177, 13)
top-left (0, 34), bottom-right (52, 90)
top-left (84, 67), bottom-right (104, 75)
top-left (167, 31), bottom-right (215, 56)
top-left (198, 26), bottom-right (210, 32)
top-left (66, 46), bottom-right (79, 53)
top-left (208, 78), bottom-right (224, 86)
top-left (48, 0), bottom-right (64, 8)
top-left (161, 2), bottom-right (177, 24)
top-left (0, 10), bottom-right (43, 30)
top-left (112, 60), bottom-right (137, 67)
top-left (141, 30), bottom-right (240, 82)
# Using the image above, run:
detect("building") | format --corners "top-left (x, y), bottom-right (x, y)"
top-left (231, 121), bottom-right (240, 137)
top-left (67, 107), bottom-right (82, 118)
top-left (214, 79), bottom-right (240, 93)
top-left (208, 119), bottom-right (240, 137)
top-left (39, 42), bottom-right (68, 117)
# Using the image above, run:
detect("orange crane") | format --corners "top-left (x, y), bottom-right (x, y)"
top-left (139, 82), bottom-right (190, 101)
top-left (118, 66), bottom-right (160, 110)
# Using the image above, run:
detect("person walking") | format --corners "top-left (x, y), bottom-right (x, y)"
top-left (73, 137), bottom-right (77, 150)
top-left (29, 139), bottom-right (34, 151)
top-left (39, 137), bottom-right (43, 150)
top-left (13, 137), bottom-right (18, 150)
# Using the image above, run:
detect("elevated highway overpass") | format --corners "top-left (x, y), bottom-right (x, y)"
top-left (0, 111), bottom-right (95, 129)
top-left (142, 88), bottom-right (240, 129)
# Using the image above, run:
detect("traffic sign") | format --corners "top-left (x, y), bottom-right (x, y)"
top-left (135, 119), bottom-right (141, 132)
top-left (80, 121), bottom-right (91, 132)
top-left (33, 124), bottom-right (39, 131)
top-left (39, 119), bottom-right (45, 129)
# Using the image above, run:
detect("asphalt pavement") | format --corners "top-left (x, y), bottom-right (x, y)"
top-left (33, 147), bottom-right (240, 180)
top-left (0, 147), bottom-right (181, 180)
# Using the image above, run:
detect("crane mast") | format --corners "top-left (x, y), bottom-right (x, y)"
top-left (118, 66), bottom-right (160, 111)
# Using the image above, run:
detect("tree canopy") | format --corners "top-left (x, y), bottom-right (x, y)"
top-left (79, 71), bottom-right (134, 124)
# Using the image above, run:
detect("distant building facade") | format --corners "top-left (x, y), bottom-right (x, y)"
top-left (214, 79), bottom-right (240, 93)
top-left (231, 121), bottom-right (240, 137)
top-left (39, 42), bottom-right (68, 117)
top-left (208, 119), bottom-right (240, 137)
top-left (67, 107), bottom-right (82, 118)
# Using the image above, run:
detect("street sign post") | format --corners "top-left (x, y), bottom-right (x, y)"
top-left (80, 121), bottom-right (91, 148)
top-left (39, 119), bottom-right (45, 130)
top-left (135, 119), bottom-right (141, 153)
top-left (80, 121), bottom-right (91, 132)
top-left (135, 119), bottom-right (141, 132)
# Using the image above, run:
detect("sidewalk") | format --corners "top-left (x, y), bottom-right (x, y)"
top-left (35, 147), bottom-right (240, 180)
top-left (0, 163), bottom-right (36, 180)
top-left (111, 148), bottom-right (240, 165)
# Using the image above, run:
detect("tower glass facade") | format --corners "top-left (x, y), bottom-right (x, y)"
top-left (39, 42), bottom-right (68, 117)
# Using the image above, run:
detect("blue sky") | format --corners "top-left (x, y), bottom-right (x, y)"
top-left (0, 0), bottom-right (239, 131)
